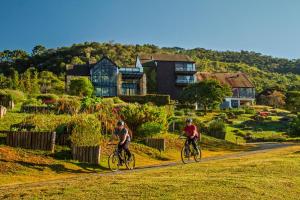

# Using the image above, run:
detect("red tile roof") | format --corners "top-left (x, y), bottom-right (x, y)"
top-left (196, 72), bottom-right (254, 88)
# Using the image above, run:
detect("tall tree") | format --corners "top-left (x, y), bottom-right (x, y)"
top-left (180, 80), bottom-right (232, 113)
top-left (32, 45), bottom-right (47, 56)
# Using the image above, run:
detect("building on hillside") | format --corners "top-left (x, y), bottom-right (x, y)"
top-left (138, 54), bottom-right (197, 99)
top-left (196, 72), bottom-right (255, 108)
top-left (66, 56), bottom-right (147, 97)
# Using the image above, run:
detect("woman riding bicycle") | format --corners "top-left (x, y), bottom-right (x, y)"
top-left (183, 118), bottom-right (201, 156)
top-left (111, 120), bottom-right (132, 165)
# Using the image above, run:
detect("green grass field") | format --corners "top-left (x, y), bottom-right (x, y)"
top-left (1, 145), bottom-right (299, 200)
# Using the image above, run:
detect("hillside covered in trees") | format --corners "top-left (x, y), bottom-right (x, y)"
top-left (0, 42), bottom-right (300, 93)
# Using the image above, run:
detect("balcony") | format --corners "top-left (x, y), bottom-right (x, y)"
top-left (175, 79), bottom-right (195, 86)
top-left (175, 63), bottom-right (196, 74)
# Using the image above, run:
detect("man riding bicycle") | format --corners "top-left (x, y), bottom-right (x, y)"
top-left (111, 120), bottom-right (132, 165)
top-left (182, 118), bottom-right (201, 156)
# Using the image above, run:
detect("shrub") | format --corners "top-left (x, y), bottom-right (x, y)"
top-left (69, 114), bottom-right (102, 146)
top-left (289, 114), bottom-right (300, 137)
top-left (215, 113), bottom-right (228, 122)
top-left (244, 107), bottom-right (256, 114)
top-left (230, 108), bottom-right (245, 115)
top-left (14, 114), bottom-right (71, 131)
top-left (36, 93), bottom-right (58, 104)
top-left (174, 110), bottom-right (184, 116)
top-left (69, 77), bottom-right (94, 97)
top-left (112, 97), bottom-right (124, 104)
top-left (137, 122), bottom-right (164, 138)
top-left (22, 98), bottom-right (45, 106)
top-left (80, 96), bottom-right (102, 113)
top-left (0, 89), bottom-right (26, 103)
top-left (56, 96), bottom-right (81, 115)
top-left (120, 103), bottom-right (169, 134)
top-left (119, 94), bottom-right (170, 106)
top-left (207, 119), bottom-right (226, 139)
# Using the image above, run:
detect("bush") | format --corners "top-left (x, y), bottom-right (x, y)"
top-left (22, 98), bottom-right (45, 106)
top-left (36, 93), bottom-right (58, 105)
top-left (13, 114), bottom-right (71, 131)
top-left (289, 114), bottom-right (300, 137)
top-left (119, 94), bottom-right (170, 106)
top-left (120, 103), bottom-right (169, 134)
top-left (112, 97), bottom-right (124, 104)
top-left (56, 96), bottom-right (81, 115)
top-left (137, 122), bottom-right (164, 138)
top-left (176, 104), bottom-right (196, 110)
top-left (230, 108), bottom-right (245, 115)
top-left (69, 114), bottom-right (102, 146)
top-left (0, 89), bottom-right (26, 103)
top-left (215, 113), bottom-right (228, 122)
top-left (244, 107), bottom-right (256, 114)
top-left (174, 110), bottom-right (184, 116)
top-left (80, 96), bottom-right (102, 113)
top-left (69, 77), bottom-right (94, 97)
top-left (207, 119), bottom-right (226, 139)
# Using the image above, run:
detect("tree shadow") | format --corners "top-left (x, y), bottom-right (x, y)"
top-left (233, 119), bottom-right (288, 133)
top-left (0, 159), bottom-right (86, 174)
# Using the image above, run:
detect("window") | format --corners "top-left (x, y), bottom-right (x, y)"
top-left (91, 58), bottom-right (118, 97)
top-left (176, 75), bottom-right (195, 83)
top-left (122, 80), bottom-right (138, 95)
top-left (175, 63), bottom-right (195, 71)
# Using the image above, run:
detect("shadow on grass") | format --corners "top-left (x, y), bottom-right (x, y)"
top-left (0, 159), bottom-right (86, 174)
top-left (233, 119), bottom-right (288, 132)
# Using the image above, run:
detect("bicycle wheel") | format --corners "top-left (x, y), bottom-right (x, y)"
top-left (125, 153), bottom-right (135, 170)
top-left (193, 145), bottom-right (202, 162)
top-left (108, 153), bottom-right (119, 172)
top-left (181, 146), bottom-right (191, 164)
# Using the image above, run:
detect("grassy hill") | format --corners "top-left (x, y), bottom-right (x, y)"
top-left (1, 42), bottom-right (300, 93)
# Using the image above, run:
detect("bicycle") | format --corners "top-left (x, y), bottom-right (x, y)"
top-left (179, 136), bottom-right (202, 164)
top-left (108, 143), bottom-right (135, 172)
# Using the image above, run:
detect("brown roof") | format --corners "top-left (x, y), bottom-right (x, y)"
top-left (196, 72), bottom-right (254, 88)
top-left (139, 54), bottom-right (194, 64)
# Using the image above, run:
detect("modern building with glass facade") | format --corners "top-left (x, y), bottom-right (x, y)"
top-left (138, 54), bottom-right (197, 99)
top-left (66, 56), bottom-right (146, 97)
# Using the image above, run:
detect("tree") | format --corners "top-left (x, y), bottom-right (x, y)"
top-left (39, 71), bottom-right (64, 93)
top-left (257, 90), bottom-right (286, 108)
top-left (179, 80), bottom-right (232, 114)
top-left (32, 45), bottom-right (47, 56)
top-left (69, 77), bottom-right (94, 97)
top-left (286, 91), bottom-right (300, 113)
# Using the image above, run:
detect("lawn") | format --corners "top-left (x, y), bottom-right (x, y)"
top-left (1, 145), bottom-right (299, 200)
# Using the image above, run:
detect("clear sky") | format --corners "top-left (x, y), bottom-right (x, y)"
top-left (1, 0), bottom-right (300, 59)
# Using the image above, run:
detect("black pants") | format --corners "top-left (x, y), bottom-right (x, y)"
top-left (185, 137), bottom-right (198, 153)
top-left (118, 141), bottom-right (131, 161)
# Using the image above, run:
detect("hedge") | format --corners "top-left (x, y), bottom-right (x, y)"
top-left (119, 94), bottom-right (170, 106)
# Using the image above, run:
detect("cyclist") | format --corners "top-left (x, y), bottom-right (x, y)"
top-left (111, 120), bottom-right (132, 165)
top-left (183, 118), bottom-right (200, 156)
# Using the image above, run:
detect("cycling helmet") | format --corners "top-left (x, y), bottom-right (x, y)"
top-left (117, 120), bottom-right (125, 126)
top-left (186, 118), bottom-right (193, 123)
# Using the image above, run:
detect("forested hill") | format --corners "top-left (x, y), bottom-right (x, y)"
top-left (0, 42), bottom-right (300, 92)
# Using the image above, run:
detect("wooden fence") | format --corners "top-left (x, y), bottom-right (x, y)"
top-left (5, 131), bottom-right (56, 152)
top-left (0, 106), bottom-right (7, 118)
top-left (145, 138), bottom-right (166, 151)
top-left (0, 100), bottom-right (14, 109)
top-left (56, 134), bottom-right (71, 146)
top-left (72, 146), bottom-right (101, 165)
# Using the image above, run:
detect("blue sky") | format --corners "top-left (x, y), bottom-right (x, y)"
top-left (0, 0), bottom-right (300, 59)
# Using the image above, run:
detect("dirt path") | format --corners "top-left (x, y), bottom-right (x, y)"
top-left (0, 142), bottom-right (297, 192)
